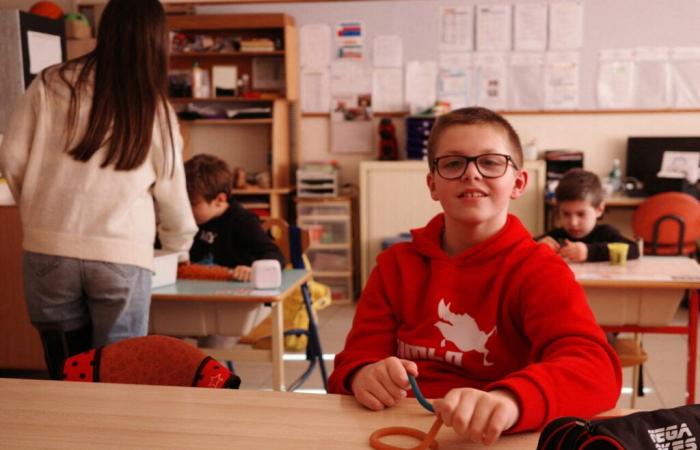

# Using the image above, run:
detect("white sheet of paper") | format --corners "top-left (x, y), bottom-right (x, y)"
top-left (373, 35), bottom-right (403, 68)
top-left (439, 52), bottom-right (473, 71)
top-left (473, 52), bottom-right (508, 110)
top-left (300, 24), bottom-right (331, 70)
top-left (330, 60), bottom-right (372, 95)
top-left (335, 21), bottom-right (364, 60)
top-left (509, 53), bottom-right (545, 110)
top-left (548, 1), bottom-right (583, 50)
top-left (544, 51), bottom-right (580, 109)
top-left (27, 31), bottom-right (62, 75)
top-left (438, 71), bottom-right (470, 110)
top-left (301, 70), bottom-right (330, 113)
top-left (634, 47), bottom-right (671, 109)
top-left (439, 6), bottom-right (474, 52)
top-left (405, 60), bottom-right (438, 114)
top-left (658, 151), bottom-right (700, 184)
top-left (670, 47), bottom-right (700, 108)
top-left (476, 4), bottom-right (512, 51)
top-left (514, 3), bottom-right (547, 51)
top-left (597, 49), bottom-right (635, 109)
top-left (372, 68), bottom-right (404, 112)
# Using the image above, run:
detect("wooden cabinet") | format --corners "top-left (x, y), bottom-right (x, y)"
top-left (296, 197), bottom-right (354, 302)
top-left (0, 206), bottom-right (45, 370)
top-left (359, 160), bottom-right (546, 285)
top-left (166, 14), bottom-right (298, 219)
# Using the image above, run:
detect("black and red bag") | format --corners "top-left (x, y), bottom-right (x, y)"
top-left (537, 405), bottom-right (700, 450)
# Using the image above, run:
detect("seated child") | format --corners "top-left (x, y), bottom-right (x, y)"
top-left (538, 169), bottom-right (640, 262)
top-left (182, 154), bottom-right (284, 281)
top-left (328, 107), bottom-right (621, 445)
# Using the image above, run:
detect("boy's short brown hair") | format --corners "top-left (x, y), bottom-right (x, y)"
top-left (427, 107), bottom-right (523, 171)
top-left (184, 154), bottom-right (232, 202)
top-left (555, 168), bottom-right (604, 207)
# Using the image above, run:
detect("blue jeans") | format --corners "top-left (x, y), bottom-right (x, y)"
top-left (23, 251), bottom-right (152, 346)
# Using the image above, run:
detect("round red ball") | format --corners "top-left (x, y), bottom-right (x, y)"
top-left (29, 1), bottom-right (64, 20)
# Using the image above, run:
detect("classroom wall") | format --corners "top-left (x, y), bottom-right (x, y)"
top-left (193, 0), bottom-right (700, 188)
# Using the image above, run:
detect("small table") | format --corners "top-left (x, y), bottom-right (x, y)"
top-left (569, 256), bottom-right (700, 404)
top-left (0, 378), bottom-right (584, 449)
top-left (151, 269), bottom-right (313, 391)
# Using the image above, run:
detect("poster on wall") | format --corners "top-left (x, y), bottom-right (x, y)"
top-left (596, 49), bottom-right (635, 109)
top-left (439, 6), bottom-right (474, 52)
top-left (513, 2), bottom-right (547, 51)
top-left (548, 1), bottom-right (583, 50)
top-left (330, 93), bottom-right (373, 153)
top-left (544, 51), bottom-right (580, 109)
top-left (300, 24), bottom-right (331, 70)
top-left (475, 4), bottom-right (512, 51)
top-left (335, 21), bottom-right (364, 60)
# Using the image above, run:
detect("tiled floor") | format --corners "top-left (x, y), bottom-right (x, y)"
top-left (236, 302), bottom-right (698, 412)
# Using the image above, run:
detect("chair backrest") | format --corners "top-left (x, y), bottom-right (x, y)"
top-left (632, 192), bottom-right (700, 255)
top-left (262, 217), bottom-right (310, 269)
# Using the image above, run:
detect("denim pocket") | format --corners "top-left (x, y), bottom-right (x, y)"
top-left (26, 252), bottom-right (63, 278)
top-left (99, 261), bottom-right (137, 279)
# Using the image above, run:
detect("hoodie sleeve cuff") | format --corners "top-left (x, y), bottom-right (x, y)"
top-left (486, 376), bottom-right (548, 433)
top-left (328, 357), bottom-right (380, 395)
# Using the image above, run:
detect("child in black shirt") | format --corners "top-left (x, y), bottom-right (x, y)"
top-left (184, 154), bottom-right (284, 280)
top-left (538, 169), bottom-right (640, 262)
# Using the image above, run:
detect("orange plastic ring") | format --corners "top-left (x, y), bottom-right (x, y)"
top-left (369, 417), bottom-right (442, 450)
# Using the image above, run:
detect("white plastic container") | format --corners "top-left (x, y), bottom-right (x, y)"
top-left (152, 250), bottom-right (179, 288)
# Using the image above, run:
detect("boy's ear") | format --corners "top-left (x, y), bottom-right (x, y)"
top-left (510, 169), bottom-right (529, 199)
top-left (215, 192), bottom-right (229, 205)
top-left (595, 201), bottom-right (606, 218)
top-left (427, 171), bottom-right (439, 201)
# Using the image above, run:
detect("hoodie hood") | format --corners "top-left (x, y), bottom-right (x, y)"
top-left (410, 213), bottom-right (533, 267)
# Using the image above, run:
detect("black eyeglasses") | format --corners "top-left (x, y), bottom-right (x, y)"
top-left (432, 154), bottom-right (519, 180)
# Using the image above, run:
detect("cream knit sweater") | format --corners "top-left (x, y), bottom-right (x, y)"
top-left (0, 67), bottom-right (197, 271)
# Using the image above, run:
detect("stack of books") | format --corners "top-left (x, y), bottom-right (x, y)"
top-left (240, 38), bottom-right (275, 52)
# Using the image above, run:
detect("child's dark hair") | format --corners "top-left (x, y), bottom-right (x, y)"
top-left (427, 107), bottom-right (523, 171)
top-left (555, 169), bottom-right (604, 207)
top-left (184, 154), bottom-right (232, 202)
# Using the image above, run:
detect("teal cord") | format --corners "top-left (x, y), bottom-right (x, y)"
top-left (407, 374), bottom-right (434, 413)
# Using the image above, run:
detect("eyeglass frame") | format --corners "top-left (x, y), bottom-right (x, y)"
top-left (431, 153), bottom-right (520, 180)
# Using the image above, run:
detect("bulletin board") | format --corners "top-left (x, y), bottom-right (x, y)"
top-left (197, 0), bottom-right (700, 112)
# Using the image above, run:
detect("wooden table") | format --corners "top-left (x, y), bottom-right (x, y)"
top-left (151, 269), bottom-right (313, 392)
top-left (0, 378), bottom-right (550, 449)
top-left (569, 256), bottom-right (700, 404)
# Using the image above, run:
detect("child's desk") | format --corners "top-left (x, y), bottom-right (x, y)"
top-left (151, 269), bottom-right (313, 392)
top-left (2, 378), bottom-right (622, 449)
top-left (569, 256), bottom-right (700, 404)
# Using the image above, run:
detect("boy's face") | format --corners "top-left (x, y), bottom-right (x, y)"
top-left (557, 200), bottom-right (604, 239)
top-left (190, 193), bottom-right (228, 225)
top-left (426, 124), bottom-right (527, 233)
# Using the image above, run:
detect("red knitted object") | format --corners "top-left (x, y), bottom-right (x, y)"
top-left (61, 335), bottom-right (240, 389)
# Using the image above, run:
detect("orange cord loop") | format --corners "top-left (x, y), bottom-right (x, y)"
top-left (369, 417), bottom-right (443, 450)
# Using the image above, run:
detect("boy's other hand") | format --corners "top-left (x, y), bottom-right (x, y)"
top-left (433, 388), bottom-right (519, 445)
top-left (351, 357), bottom-right (418, 411)
top-left (537, 236), bottom-right (560, 252)
top-left (230, 265), bottom-right (252, 281)
top-left (559, 240), bottom-right (587, 262)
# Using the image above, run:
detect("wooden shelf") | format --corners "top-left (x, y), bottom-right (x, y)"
top-left (170, 96), bottom-right (281, 103)
top-left (308, 243), bottom-right (351, 250)
top-left (232, 187), bottom-right (295, 195)
top-left (313, 270), bottom-right (352, 277)
top-left (179, 118), bottom-right (272, 125)
top-left (171, 51), bottom-right (285, 57)
top-left (302, 108), bottom-right (700, 118)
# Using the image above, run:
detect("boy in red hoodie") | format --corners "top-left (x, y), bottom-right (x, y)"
top-left (328, 107), bottom-right (621, 445)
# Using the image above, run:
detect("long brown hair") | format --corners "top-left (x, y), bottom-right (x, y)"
top-left (48, 0), bottom-right (174, 172)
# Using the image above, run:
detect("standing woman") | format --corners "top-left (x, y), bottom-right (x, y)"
top-left (0, 0), bottom-right (197, 379)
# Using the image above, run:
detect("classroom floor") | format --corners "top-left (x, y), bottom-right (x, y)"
top-left (235, 301), bottom-right (697, 411)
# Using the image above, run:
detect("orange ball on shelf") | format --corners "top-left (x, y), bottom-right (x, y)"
top-left (29, 1), bottom-right (64, 20)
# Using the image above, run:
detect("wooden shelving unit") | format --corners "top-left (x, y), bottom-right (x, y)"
top-left (166, 13), bottom-right (299, 220)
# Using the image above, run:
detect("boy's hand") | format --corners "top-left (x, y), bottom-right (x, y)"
top-left (230, 265), bottom-right (252, 281)
top-left (351, 357), bottom-right (418, 411)
top-left (537, 236), bottom-right (561, 252)
top-left (433, 388), bottom-right (520, 445)
top-left (559, 240), bottom-right (588, 262)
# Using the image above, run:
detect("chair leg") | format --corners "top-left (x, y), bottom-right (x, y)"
top-left (300, 282), bottom-right (328, 391)
top-left (630, 363), bottom-right (640, 409)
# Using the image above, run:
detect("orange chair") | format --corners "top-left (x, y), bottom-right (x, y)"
top-left (632, 192), bottom-right (700, 256)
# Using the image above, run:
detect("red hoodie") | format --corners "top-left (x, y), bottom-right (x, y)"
top-left (329, 214), bottom-right (621, 432)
